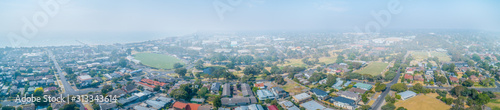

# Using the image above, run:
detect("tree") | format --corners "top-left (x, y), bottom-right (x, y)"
top-left (462, 80), bottom-right (474, 87)
top-left (326, 74), bottom-right (337, 87)
top-left (60, 102), bottom-right (79, 110)
top-left (64, 67), bottom-right (74, 74)
top-left (385, 95), bottom-right (396, 103)
top-left (477, 93), bottom-right (491, 105)
top-left (2, 106), bottom-right (15, 110)
top-left (375, 84), bottom-right (387, 92)
top-left (336, 55), bottom-right (345, 63)
top-left (195, 60), bottom-right (204, 70)
top-left (359, 105), bottom-right (371, 110)
top-left (472, 54), bottom-right (481, 62)
top-left (381, 103), bottom-right (396, 110)
top-left (173, 63), bottom-right (183, 69)
top-left (362, 94), bottom-right (369, 103)
top-left (16, 107), bottom-right (21, 110)
top-left (396, 107), bottom-right (407, 110)
top-left (101, 85), bottom-right (113, 94)
top-left (171, 89), bottom-right (188, 100)
top-left (450, 86), bottom-right (467, 97)
top-left (197, 87), bottom-right (209, 98)
top-left (213, 96), bottom-right (222, 108)
top-left (175, 68), bottom-right (187, 77)
top-left (154, 85), bottom-right (161, 92)
top-left (118, 58), bottom-right (128, 67)
top-left (395, 94), bottom-right (401, 99)
top-left (410, 83), bottom-right (424, 93)
top-left (243, 66), bottom-right (261, 75)
top-left (47, 106), bottom-right (53, 110)
top-left (390, 83), bottom-right (407, 92)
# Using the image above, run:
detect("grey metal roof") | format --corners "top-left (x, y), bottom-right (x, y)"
top-left (310, 88), bottom-right (328, 96)
top-left (222, 83), bottom-right (231, 96)
top-left (398, 91), bottom-right (417, 98)
top-left (300, 101), bottom-right (326, 110)
top-left (331, 96), bottom-right (356, 106)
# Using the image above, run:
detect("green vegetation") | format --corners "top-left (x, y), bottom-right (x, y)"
top-left (355, 62), bottom-right (388, 76)
top-left (134, 52), bottom-right (183, 69)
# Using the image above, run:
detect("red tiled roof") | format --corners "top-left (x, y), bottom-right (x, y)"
top-left (138, 82), bottom-right (155, 88)
top-left (450, 77), bottom-right (459, 82)
top-left (173, 102), bottom-right (188, 109)
top-left (188, 103), bottom-right (201, 110)
top-left (141, 79), bottom-right (166, 87)
top-left (404, 74), bottom-right (413, 80)
top-left (254, 83), bottom-right (265, 87)
top-left (173, 102), bottom-right (200, 110)
top-left (268, 105), bottom-right (278, 110)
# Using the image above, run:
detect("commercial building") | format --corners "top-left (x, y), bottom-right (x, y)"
top-left (398, 91), bottom-right (417, 100)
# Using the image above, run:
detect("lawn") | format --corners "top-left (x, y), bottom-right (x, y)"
top-left (410, 51), bottom-right (451, 62)
top-left (430, 52), bottom-right (452, 62)
top-left (394, 94), bottom-right (451, 110)
top-left (282, 81), bottom-right (307, 94)
top-left (355, 62), bottom-right (389, 76)
top-left (281, 59), bottom-right (306, 67)
top-left (318, 56), bottom-right (337, 64)
top-left (134, 52), bottom-right (183, 70)
top-left (487, 99), bottom-right (500, 110)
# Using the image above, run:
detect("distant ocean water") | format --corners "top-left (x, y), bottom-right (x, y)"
top-left (0, 32), bottom-right (168, 48)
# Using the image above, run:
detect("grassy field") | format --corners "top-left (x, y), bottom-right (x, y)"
top-left (430, 52), bottom-right (452, 62)
top-left (318, 56), bottom-right (337, 64)
top-left (355, 62), bottom-right (389, 76)
top-left (410, 51), bottom-right (451, 62)
top-left (281, 59), bottom-right (306, 67)
top-left (487, 99), bottom-right (500, 110)
top-left (282, 81), bottom-right (307, 94)
top-left (395, 94), bottom-right (451, 110)
top-left (134, 53), bottom-right (183, 69)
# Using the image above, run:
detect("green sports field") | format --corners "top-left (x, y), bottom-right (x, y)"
top-left (134, 53), bottom-right (183, 69)
top-left (355, 62), bottom-right (389, 76)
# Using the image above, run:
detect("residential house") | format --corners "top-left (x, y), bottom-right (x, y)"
top-left (99, 103), bottom-right (117, 110)
top-left (221, 97), bottom-right (258, 106)
top-left (279, 101), bottom-right (299, 110)
top-left (470, 75), bottom-right (479, 82)
top-left (257, 90), bottom-right (275, 100)
top-left (241, 83), bottom-right (253, 96)
top-left (222, 83), bottom-right (231, 97)
top-left (332, 78), bottom-right (344, 90)
top-left (337, 91), bottom-right (359, 101)
top-left (292, 93), bottom-right (311, 103)
top-left (254, 83), bottom-right (266, 89)
top-left (347, 88), bottom-right (367, 94)
top-left (310, 88), bottom-right (328, 100)
top-left (404, 74), bottom-right (413, 81)
top-left (330, 97), bottom-right (356, 110)
top-left (300, 101), bottom-right (329, 110)
top-left (450, 76), bottom-right (459, 83)
top-left (77, 75), bottom-right (93, 86)
top-left (414, 75), bottom-right (424, 82)
top-left (271, 87), bottom-right (288, 99)
top-left (211, 83), bottom-right (221, 94)
top-left (353, 83), bottom-right (372, 90)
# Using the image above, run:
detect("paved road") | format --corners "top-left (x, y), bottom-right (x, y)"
top-left (48, 50), bottom-right (102, 96)
top-left (371, 52), bottom-right (409, 110)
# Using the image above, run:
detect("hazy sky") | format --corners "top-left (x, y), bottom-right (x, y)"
top-left (0, 0), bottom-right (499, 34)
